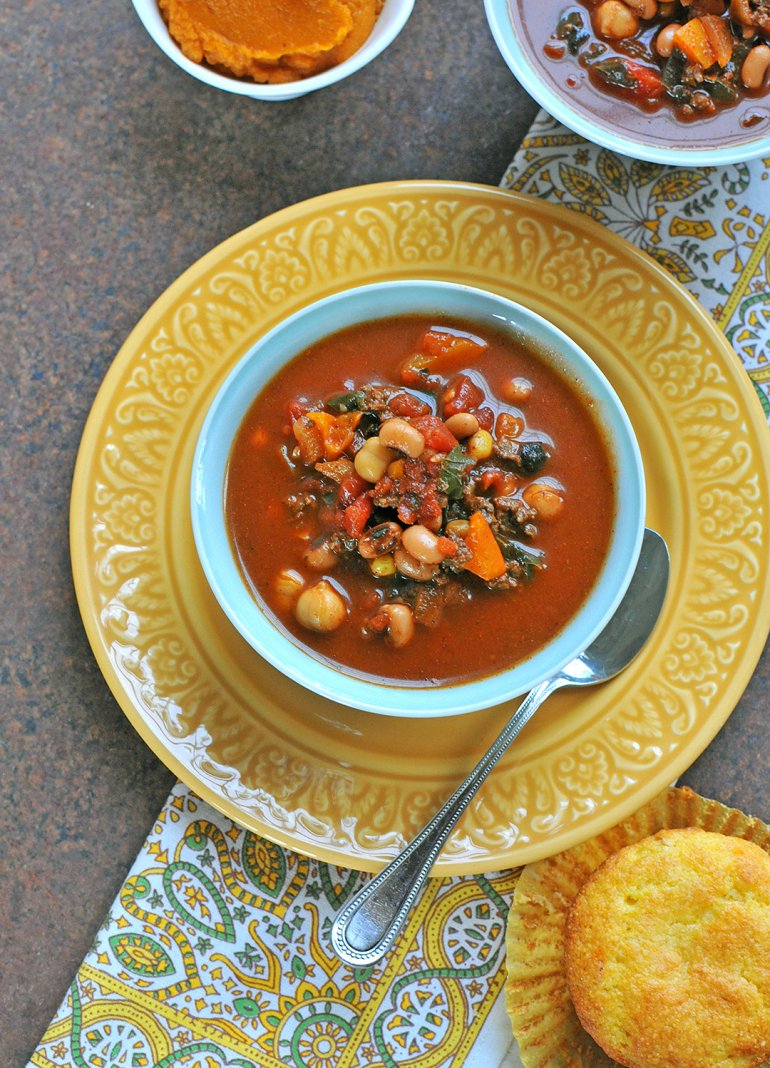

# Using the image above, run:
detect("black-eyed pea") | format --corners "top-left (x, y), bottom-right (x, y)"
top-left (381, 603), bottom-right (415, 648)
top-left (394, 547), bottom-right (438, 582)
top-left (357, 521), bottom-right (402, 559)
top-left (274, 568), bottom-right (305, 609)
top-left (401, 524), bottom-right (444, 564)
top-left (594, 0), bottom-right (640, 37)
top-left (378, 417), bottom-right (426, 458)
top-left (354, 436), bottom-right (397, 482)
top-left (444, 412), bottom-right (480, 439)
top-left (742, 45), bottom-right (770, 90)
top-left (445, 518), bottom-right (470, 538)
top-left (522, 482), bottom-right (565, 520)
top-left (655, 22), bottom-right (681, 56)
top-left (294, 580), bottom-right (347, 633)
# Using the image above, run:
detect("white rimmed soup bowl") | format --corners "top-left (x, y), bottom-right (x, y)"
top-left (131, 0), bottom-right (415, 101)
top-left (191, 279), bottom-right (645, 717)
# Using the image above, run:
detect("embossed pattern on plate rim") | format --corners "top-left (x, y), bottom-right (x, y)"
top-left (70, 181), bottom-right (770, 873)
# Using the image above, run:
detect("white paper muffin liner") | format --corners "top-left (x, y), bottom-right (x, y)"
top-left (505, 786), bottom-right (770, 1067)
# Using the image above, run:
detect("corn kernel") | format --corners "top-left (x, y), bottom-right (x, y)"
top-left (387, 459), bottom-right (405, 479)
top-left (370, 554), bottom-right (396, 577)
top-left (445, 519), bottom-right (470, 538)
top-left (469, 429), bottom-right (493, 460)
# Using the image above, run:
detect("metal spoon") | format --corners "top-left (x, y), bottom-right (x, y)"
top-left (331, 527), bottom-right (669, 966)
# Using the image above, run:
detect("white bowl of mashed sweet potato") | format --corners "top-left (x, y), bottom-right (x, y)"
top-left (132, 0), bottom-right (415, 100)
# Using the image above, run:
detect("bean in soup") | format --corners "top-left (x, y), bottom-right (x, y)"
top-left (511, 0), bottom-right (770, 146)
top-left (225, 316), bottom-right (615, 687)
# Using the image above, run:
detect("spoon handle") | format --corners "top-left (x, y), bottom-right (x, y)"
top-left (330, 676), bottom-right (560, 966)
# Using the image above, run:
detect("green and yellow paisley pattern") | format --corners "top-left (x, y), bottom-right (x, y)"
top-left (31, 784), bottom-right (519, 1067)
top-left (502, 112), bottom-right (770, 417)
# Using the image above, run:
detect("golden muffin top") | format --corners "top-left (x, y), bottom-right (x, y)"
top-left (565, 827), bottom-right (770, 1068)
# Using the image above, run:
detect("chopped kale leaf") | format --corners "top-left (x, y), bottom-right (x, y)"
top-left (497, 536), bottom-right (544, 581)
top-left (701, 77), bottom-right (738, 104)
top-left (591, 57), bottom-right (638, 90)
top-left (438, 446), bottom-right (474, 500)
top-left (556, 10), bottom-right (590, 55)
top-left (326, 389), bottom-right (365, 413)
top-left (358, 411), bottom-right (381, 438)
top-left (661, 49), bottom-right (687, 90)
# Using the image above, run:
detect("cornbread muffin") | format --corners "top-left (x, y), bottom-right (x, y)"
top-left (565, 827), bottom-right (770, 1068)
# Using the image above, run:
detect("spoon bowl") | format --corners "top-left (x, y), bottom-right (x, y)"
top-left (331, 528), bottom-right (670, 966)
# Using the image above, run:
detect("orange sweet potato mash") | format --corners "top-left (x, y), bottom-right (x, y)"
top-left (158, 0), bottom-right (384, 83)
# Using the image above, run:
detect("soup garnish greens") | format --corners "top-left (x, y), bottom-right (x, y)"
top-left (546, 0), bottom-right (770, 120)
top-left (225, 316), bottom-right (615, 686)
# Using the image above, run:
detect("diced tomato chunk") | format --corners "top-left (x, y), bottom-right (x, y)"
top-left (389, 392), bottom-right (432, 418)
top-left (338, 471), bottom-right (368, 506)
top-left (442, 374), bottom-right (485, 418)
top-left (365, 610), bottom-right (390, 634)
top-left (624, 60), bottom-right (666, 99)
top-left (478, 469), bottom-right (518, 497)
top-left (495, 411), bottom-right (523, 438)
top-left (399, 365), bottom-right (442, 391)
top-left (344, 495), bottom-right (373, 538)
top-left (471, 406), bottom-right (495, 431)
top-left (436, 536), bottom-right (458, 558)
top-left (410, 415), bottom-right (459, 453)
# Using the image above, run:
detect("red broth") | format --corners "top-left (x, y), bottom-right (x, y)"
top-left (225, 316), bottom-right (615, 687)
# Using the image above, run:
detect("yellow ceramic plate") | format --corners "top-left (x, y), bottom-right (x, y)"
top-left (71, 181), bottom-right (770, 874)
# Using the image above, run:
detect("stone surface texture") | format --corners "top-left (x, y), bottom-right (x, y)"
top-left (0, 0), bottom-right (767, 1061)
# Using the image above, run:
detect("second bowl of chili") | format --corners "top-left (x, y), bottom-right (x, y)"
top-left (485, 0), bottom-right (770, 165)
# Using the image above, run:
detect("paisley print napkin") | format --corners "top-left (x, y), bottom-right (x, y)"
top-left (501, 111), bottom-right (770, 418)
top-left (30, 782), bottom-right (519, 1068)
top-left (31, 112), bottom-right (770, 1068)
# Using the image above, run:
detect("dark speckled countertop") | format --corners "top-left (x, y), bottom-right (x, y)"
top-left (2, 0), bottom-right (768, 1060)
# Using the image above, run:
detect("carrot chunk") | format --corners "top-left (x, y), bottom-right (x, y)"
top-left (463, 512), bottom-right (507, 581)
top-left (672, 19), bottom-right (716, 68)
top-left (700, 14), bottom-right (733, 68)
top-left (421, 329), bottom-right (488, 365)
top-left (305, 410), bottom-right (361, 460)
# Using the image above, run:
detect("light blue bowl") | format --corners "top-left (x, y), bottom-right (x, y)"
top-left (191, 280), bottom-right (645, 717)
top-left (485, 0), bottom-right (770, 165)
